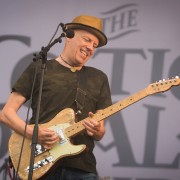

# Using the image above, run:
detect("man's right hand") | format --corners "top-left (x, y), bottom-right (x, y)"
top-left (37, 126), bottom-right (60, 149)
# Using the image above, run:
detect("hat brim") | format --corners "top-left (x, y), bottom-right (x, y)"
top-left (66, 23), bottom-right (107, 47)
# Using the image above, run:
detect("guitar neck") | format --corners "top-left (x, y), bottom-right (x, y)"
top-left (65, 88), bottom-right (149, 138)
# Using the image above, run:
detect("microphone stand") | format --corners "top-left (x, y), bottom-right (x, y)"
top-left (28, 32), bottom-right (65, 180)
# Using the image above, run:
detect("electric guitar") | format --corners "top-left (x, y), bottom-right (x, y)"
top-left (8, 77), bottom-right (180, 179)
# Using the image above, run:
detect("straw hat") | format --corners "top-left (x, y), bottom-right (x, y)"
top-left (66, 15), bottom-right (107, 47)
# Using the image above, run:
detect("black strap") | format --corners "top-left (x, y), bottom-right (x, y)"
top-left (75, 67), bottom-right (87, 114)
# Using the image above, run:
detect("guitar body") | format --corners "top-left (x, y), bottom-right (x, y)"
top-left (8, 108), bottom-right (86, 180)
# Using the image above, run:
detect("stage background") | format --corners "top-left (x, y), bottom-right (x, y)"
top-left (0, 0), bottom-right (180, 179)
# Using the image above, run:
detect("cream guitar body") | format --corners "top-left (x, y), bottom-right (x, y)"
top-left (9, 108), bottom-right (86, 180)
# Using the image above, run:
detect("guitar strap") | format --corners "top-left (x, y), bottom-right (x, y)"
top-left (75, 67), bottom-right (87, 115)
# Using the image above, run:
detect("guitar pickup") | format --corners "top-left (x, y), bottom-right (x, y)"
top-left (49, 125), bottom-right (67, 145)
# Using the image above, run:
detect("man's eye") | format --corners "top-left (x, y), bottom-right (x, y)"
top-left (82, 36), bottom-right (98, 48)
top-left (82, 36), bottom-right (90, 42)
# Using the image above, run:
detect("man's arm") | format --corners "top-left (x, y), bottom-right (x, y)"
top-left (1, 92), bottom-right (60, 149)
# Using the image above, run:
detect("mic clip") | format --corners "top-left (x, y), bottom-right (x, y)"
top-left (60, 23), bottom-right (74, 39)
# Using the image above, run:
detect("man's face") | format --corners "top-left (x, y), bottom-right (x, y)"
top-left (66, 29), bottom-right (99, 67)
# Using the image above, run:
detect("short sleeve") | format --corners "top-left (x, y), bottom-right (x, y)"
top-left (12, 61), bottom-right (38, 101)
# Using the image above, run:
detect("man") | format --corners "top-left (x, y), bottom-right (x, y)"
top-left (2, 15), bottom-right (112, 180)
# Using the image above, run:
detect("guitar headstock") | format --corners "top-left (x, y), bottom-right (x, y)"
top-left (147, 76), bottom-right (180, 95)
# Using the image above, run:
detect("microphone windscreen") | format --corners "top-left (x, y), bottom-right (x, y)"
top-left (66, 29), bottom-right (74, 38)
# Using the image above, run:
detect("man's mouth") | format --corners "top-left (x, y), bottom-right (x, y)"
top-left (80, 49), bottom-right (88, 57)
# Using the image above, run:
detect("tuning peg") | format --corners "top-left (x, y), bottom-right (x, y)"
top-left (158, 80), bottom-right (163, 85)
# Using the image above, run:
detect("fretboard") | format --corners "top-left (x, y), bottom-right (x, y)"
top-left (65, 88), bottom-right (148, 138)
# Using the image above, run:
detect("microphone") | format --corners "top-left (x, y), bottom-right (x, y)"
top-left (60, 23), bottom-right (74, 38)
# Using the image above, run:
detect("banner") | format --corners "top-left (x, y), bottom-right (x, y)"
top-left (0, 0), bottom-right (180, 179)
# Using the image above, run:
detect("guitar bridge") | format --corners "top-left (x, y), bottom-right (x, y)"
top-left (26, 156), bottom-right (53, 172)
